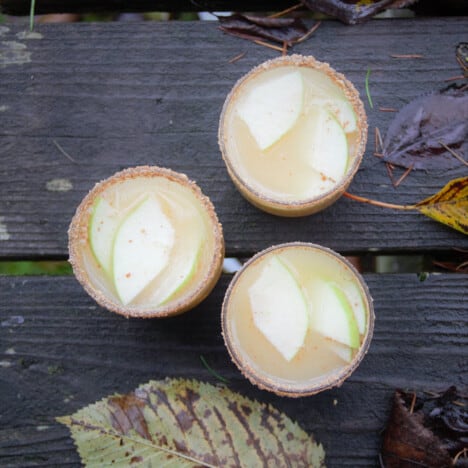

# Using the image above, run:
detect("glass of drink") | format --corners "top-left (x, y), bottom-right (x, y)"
top-left (219, 55), bottom-right (367, 216)
top-left (68, 166), bottom-right (224, 318)
top-left (222, 243), bottom-right (374, 397)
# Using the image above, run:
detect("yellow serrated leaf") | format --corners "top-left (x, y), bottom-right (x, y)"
top-left (415, 176), bottom-right (468, 235)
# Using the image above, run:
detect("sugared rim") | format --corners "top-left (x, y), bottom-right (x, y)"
top-left (68, 166), bottom-right (224, 318)
top-left (221, 242), bottom-right (375, 397)
top-left (218, 54), bottom-right (368, 213)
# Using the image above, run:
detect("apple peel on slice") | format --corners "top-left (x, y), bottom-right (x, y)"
top-left (248, 256), bottom-right (309, 362)
top-left (300, 107), bottom-right (349, 184)
top-left (310, 97), bottom-right (357, 133)
top-left (309, 279), bottom-right (360, 349)
top-left (237, 70), bottom-right (304, 151)
top-left (113, 196), bottom-right (175, 305)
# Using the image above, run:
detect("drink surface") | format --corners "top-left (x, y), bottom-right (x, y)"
top-left (223, 65), bottom-right (360, 203)
top-left (80, 175), bottom-right (215, 309)
top-left (225, 245), bottom-right (369, 386)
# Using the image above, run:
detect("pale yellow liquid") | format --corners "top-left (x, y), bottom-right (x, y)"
top-left (226, 246), bottom-right (368, 385)
top-left (224, 66), bottom-right (360, 202)
top-left (81, 176), bottom-right (215, 309)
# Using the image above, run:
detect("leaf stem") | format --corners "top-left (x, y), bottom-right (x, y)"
top-left (365, 68), bottom-right (374, 109)
top-left (343, 192), bottom-right (415, 210)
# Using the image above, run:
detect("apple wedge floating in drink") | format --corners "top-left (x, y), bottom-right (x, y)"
top-left (222, 243), bottom-right (374, 397)
top-left (219, 54), bottom-right (367, 216)
top-left (68, 166), bottom-right (224, 318)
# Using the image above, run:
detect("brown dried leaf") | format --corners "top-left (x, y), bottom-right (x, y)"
top-left (301, 0), bottom-right (416, 25)
top-left (57, 378), bottom-right (326, 467)
top-left (218, 14), bottom-right (308, 45)
top-left (381, 387), bottom-right (468, 467)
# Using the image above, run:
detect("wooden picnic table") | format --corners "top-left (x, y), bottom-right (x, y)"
top-left (0, 15), bottom-right (467, 467)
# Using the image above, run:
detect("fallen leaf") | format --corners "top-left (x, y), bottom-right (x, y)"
top-left (301, 0), bottom-right (416, 25)
top-left (57, 379), bottom-right (325, 467)
top-left (344, 176), bottom-right (468, 235)
top-left (415, 176), bottom-right (468, 235)
top-left (218, 14), bottom-right (308, 45)
top-left (381, 387), bottom-right (467, 467)
top-left (382, 85), bottom-right (468, 170)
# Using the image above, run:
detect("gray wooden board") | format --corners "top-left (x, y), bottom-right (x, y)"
top-left (0, 19), bottom-right (467, 259)
top-left (0, 0), bottom-right (294, 15)
top-left (0, 273), bottom-right (467, 466)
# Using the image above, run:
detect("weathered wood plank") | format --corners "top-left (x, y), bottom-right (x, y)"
top-left (1, 0), bottom-right (465, 16)
top-left (0, 0), bottom-right (294, 16)
top-left (0, 273), bottom-right (466, 466)
top-left (0, 19), bottom-right (467, 259)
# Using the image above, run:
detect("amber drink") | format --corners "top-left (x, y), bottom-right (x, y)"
top-left (68, 166), bottom-right (224, 318)
top-left (219, 55), bottom-right (367, 216)
top-left (222, 243), bottom-right (374, 397)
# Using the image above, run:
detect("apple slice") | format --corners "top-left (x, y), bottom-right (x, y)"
top-left (327, 340), bottom-right (353, 364)
top-left (299, 107), bottom-right (349, 183)
top-left (311, 98), bottom-right (357, 133)
top-left (88, 197), bottom-right (120, 276)
top-left (113, 196), bottom-right (175, 305)
top-left (237, 70), bottom-right (304, 150)
top-left (340, 281), bottom-right (367, 335)
top-left (136, 194), bottom-right (205, 306)
top-left (248, 256), bottom-right (309, 361)
top-left (309, 279), bottom-right (360, 349)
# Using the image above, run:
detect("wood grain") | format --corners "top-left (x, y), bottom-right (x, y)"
top-left (0, 0), bottom-right (294, 16)
top-left (0, 273), bottom-right (466, 466)
top-left (0, 19), bottom-right (467, 259)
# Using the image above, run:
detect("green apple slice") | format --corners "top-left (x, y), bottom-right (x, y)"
top-left (309, 279), bottom-right (360, 349)
top-left (113, 196), bottom-right (175, 305)
top-left (299, 107), bottom-right (349, 183)
top-left (136, 193), bottom-right (205, 306)
top-left (248, 256), bottom-right (309, 362)
top-left (327, 340), bottom-right (353, 364)
top-left (88, 197), bottom-right (120, 276)
top-left (237, 70), bottom-right (304, 151)
top-left (311, 98), bottom-right (357, 133)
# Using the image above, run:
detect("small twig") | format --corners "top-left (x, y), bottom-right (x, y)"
top-left (453, 399), bottom-right (466, 407)
top-left (200, 355), bottom-right (230, 384)
top-left (379, 107), bottom-right (397, 112)
top-left (453, 447), bottom-right (467, 465)
top-left (390, 54), bottom-right (424, 59)
top-left (268, 3), bottom-right (303, 18)
top-left (294, 21), bottom-right (321, 44)
top-left (375, 127), bottom-right (383, 153)
top-left (394, 163), bottom-right (414, 187)
top-left (438, 140), bottom-right (468, 167)
top-left (373, 152), bottom-right (383, 158)
top-left (343, 192), bottom-right (415, 210)
top-left (409, 392), bottom-right (417, 414)
top-left (386, 162), bottom-right (395, 184)
top-left (282, 41), bottom-right (288, 56)
top-left (228, 51), bottom-right (246, 64)
top-left (53, 140), bottom-right (78, 164)
top-left (444, 75), bottom-right (465, 82)
top-left (253, 39), bottom-right (284, 52)
top-left (365, 68), bottom-right (374, 109)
